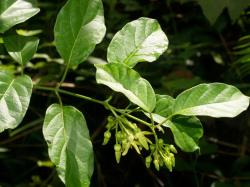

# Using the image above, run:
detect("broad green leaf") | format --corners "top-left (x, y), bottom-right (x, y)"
top-left (54, 0), bottom-right (106, 67)
top-left (43, 104), bottom-right (94, 187)
top-left (95, 63), bottom-right (156, 112)
top-left (0, 71), bottom-right (32, 132)
top-left (197, 0), bottom-right (250, 24)
top-left (4, 34), bottom-right (39, 65)
top-left (107, 17), bottom-right (168, 68)
top-left (173, 83), bottom-right (249, 118)
top-left (154, 94), bottom-right (175, 117)
top-left (0, 0), bottom-right (40, 33)
top-left (149, 113), bottom-right (203, 152)
top-left (166, 116), bottom-right (203, 152)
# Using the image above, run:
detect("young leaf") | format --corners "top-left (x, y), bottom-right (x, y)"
top-left (54, 0), bottom-right (106, 67)
top-left (166, 116), bottom-right (203, 152)
top-left (0, 0), bottom-right (40, 33)
top-left (107, 17), bottom-right (168, 68)
top-left (0, 71), bottom-right (33, 132)
top-left (95, 63), bottom-right (156, 112)
top-left (4, 34), bottom-right (39, 66)
top-left (173, 83), bottom-right (249, 118)
top-left (43, 104), bottom-right (94, 187)
top-left (154, 94), bottom-right (175, 117)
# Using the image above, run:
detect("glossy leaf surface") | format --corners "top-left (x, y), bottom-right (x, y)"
top-left (0, 71), bottom-right (32, 132)
top-left (0, 0), bottom-right (40, 33)
top-left (107, 17), bottom-right (168, 67)
top-left (173, 83), bottom-right (249, 118)
top-left (43, 104), bottom-right (94, 187)
top-left (4, 34), bottom-right (39, 65)
top-left (54, 0), bottom-right (106, 67)
top-left (95, 63), bottom-right (156, 112)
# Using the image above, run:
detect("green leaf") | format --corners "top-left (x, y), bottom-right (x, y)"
top-left (0, 0), bottom-right (40, 33)
top-left (154, 94), bottom-right (175, 117)
top-left (43, 104), bottom-right (94, 187)
top-left (54, 0), bottom-right (106, 67)
top-left (4, 34), bottom-right (39, 65)
top-left (166, 116), bottom-right (203, 152)
top-left (107, 17), bottom-right (168, 68)
top-left (149, 112), bottom-right (203, 152)
top-left (0, 71), bottom-right (32, 132)
top-left (95, 63), bottom-right (156, 112)
top-left (173, 83), bottom-right (249, 118)
top-left (197, 0), bottom-right (250, 24)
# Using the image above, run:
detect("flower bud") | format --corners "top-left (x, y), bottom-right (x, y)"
top-left (153, 159), bottom-right (160, 171)
top-left (163, 156), bottom-right (172, 172)
top-left (102, 131), bottom-right (111, 145)
top-left (145, 156), bottom-right (152, 168)
top-left (169, 145), bottom-right (177, 154)
top-left (114, 144), bottom-right (122, 163)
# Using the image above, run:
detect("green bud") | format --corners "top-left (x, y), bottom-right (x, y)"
top-left (107, 116), bottom-right (114, 122)
top-left (163, 156), bottom-right (172, 172)
top-left (150, 144), bottom-right (155, 151)
top-left (158, 139), bottom-right (164, 146)
top-left (169, 153), bottom-right (175, 167)
top-left (169, 145), bottom-right (177, 154)
top-left (116, 131), bottom-right (122, 141)
top-left (153, 159), bottom-right (160, 171)
top-left (122, 140), bottom-right (130, 156)
top-left (126, 121), bottom-right (136, 130)
top-left (102, 131), bottom-right (111, 145)
top-left (114, 144), bottom-right (122, 163)
top-left (145, 156), bottom-right (152, 168)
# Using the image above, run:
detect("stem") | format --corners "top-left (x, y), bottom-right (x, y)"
top-left (116, 110), bottom-right (152, 127)
top-left (57, 62), bottom-right (70, 89)
top-left (34, 85), bottom-right (104, 105)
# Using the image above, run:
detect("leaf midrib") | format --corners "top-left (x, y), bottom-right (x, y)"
top-left (0, 78), bottom-right (15, 102)
top-left (67, 0), bottom-right (91, 65)
top-left (123, 26), bottom-right (158, 65)
top-left (174, 96), bottom-right (247, 114)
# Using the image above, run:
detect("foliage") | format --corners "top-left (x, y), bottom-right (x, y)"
top-left (0, 0), bottom-right (250, 186)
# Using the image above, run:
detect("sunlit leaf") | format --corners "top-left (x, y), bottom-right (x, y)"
top-left (95, 63), bottom-right (156, 112)
top-left (43, 104), bottom-right (94, 187)
top-left (0, 71), bottom-right (32, 132)
top-left (54, 0), bottom-right (106, 67)
top-left (173, 83), bottom-right (249, 118)
top-left (0, 0), bottom-right (40, 33)
top-left (107, 17), bottom-right (168, 67)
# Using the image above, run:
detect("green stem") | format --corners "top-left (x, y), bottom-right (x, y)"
top-left (116, 110), bottom-right (151, 127)
top-left (34, 85), bottom-right (104, 105)
top-left (34, 85), bottom-right (153, 129)
top-left (57, 62), bottom-right (70, 89)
